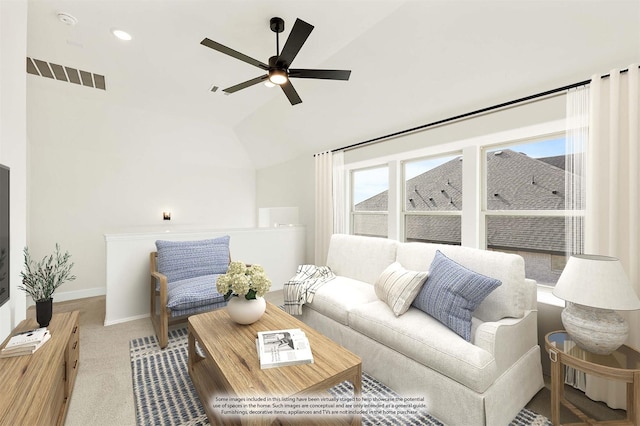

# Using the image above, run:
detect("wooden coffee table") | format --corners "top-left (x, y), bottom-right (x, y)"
top-left (188, 301), bottom-right (362, 425)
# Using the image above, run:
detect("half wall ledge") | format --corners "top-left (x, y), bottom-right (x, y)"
top-left (104, 226), bottom-right (306, 326)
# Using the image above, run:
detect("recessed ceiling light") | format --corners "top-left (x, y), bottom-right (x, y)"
top-left (57, 12), bottom-right (78, 26)
top-left (111, 29), bottom-right (132, 41)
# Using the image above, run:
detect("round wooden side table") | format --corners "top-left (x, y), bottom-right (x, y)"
top-left (545, 331), bottom-right (640, 426)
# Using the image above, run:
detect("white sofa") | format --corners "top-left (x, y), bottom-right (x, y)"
top-left (299, 234), bottom-right (544, 425)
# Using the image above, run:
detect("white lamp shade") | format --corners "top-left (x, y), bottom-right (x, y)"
top-left (553, 254), bottom-right (640, 310)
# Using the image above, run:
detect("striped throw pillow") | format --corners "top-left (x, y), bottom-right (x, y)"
top-left (412, 250), bottom-right (501, 341)
top-left (375, 262), bottom-right (429, 316)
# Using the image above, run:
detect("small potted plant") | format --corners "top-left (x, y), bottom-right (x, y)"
top-left (216, 261), bottom-right (271, 324)
top-left (19, 244), bottom-right (76, 327)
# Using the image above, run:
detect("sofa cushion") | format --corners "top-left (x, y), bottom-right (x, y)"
top-left (156, 236), bottom-right (230, 282)
top-left (374, 262), bottom-right (428, 316)
top-left (304, 276), bottom-right (378, 325)
top-left (348, 300), bottom-right (498, 393)
top-left (166, 274), bottom-right (227, 311)
top-left (326, 234), bottom-right (397, 284)
top-left (412, 250), bottom-right (501, 341)
top-left (396, 242), bottom-right (525, 321)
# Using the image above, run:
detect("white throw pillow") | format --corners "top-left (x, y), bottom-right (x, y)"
top-left (374, 262), bottom-right (428, 316)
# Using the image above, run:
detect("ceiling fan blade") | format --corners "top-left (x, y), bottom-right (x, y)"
top-left (223, 75), bottom-right (268, 93)
top-left (276, 18), bottom-right (314, 68)
top-left (280, 80), bottom-right (302, 105)
top-left (288, 69), bottom-right (351, 81)
top-left (201, 38), bottom-right (269, 70)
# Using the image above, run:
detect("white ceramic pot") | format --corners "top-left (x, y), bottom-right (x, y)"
top-left (562, 302), bottom-right (628, 355)
top-left (226, 296), bottom-right (266, 325)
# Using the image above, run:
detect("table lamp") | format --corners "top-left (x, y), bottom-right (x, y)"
top-left (553, 254), bottom-right (640, 355)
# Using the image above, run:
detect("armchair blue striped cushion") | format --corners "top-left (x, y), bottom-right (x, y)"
top-left (156, 236), bottom-right (230, 282)
top-left (155, 236), bottom-right (230, 314)
top-left (166, 274), bottom-right (226, 312)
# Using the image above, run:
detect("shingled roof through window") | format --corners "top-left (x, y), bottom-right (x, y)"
top-left (354, 150), bottom-right (584, 253)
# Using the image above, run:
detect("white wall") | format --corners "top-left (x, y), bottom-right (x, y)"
top-left (26, 81), bottom-right (257, 302)
top-left (343, 95), bottom-right (567, 164)
top-left (0, 0), bottom-right (28, 338)
top-left (256, 154), bottom-right (315, 263)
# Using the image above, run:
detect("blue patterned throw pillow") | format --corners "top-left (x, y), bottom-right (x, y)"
top-left (411, 250), bottom-right (501, 341)
top-left (156, 236), bottom-right (230, 283)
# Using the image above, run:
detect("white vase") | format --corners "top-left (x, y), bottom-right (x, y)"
top-left (226, 296), bottom-right (266, 325)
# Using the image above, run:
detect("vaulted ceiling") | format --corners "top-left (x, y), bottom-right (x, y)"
top-left (26, 0), bottom-right (640, 168)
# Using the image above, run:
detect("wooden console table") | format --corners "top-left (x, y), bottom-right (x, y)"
top-left (545, 331), bottom-right (640, 426)
top-left (0, 311), bottom-right (80, 425)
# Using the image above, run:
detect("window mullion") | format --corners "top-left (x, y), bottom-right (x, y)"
top-left (388, 161), bottom-right (401, 241)
top-left (462, 145), bottom-right (481, 248)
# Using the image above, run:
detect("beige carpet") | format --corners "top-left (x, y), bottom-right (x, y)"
top-left (34, 296), bottom-right (154, 425)
top-left (41, 293), bottom-right (625, 425)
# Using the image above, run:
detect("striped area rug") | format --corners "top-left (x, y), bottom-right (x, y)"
top-left (130, 328), bottom-right (551, 426)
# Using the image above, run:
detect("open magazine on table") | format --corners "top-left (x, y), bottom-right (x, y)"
top-left (256, 328), bottom-right (314, 369)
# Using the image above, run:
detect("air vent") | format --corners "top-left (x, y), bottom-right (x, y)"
top-left (26, 57), bottom-right (106, 90)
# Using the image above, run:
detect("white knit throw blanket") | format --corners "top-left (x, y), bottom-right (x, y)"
top-left (283, 265), bottom-right (335, 315)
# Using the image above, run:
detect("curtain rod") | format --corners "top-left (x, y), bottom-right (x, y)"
top-left (329, 66), bottom-right (634, 154)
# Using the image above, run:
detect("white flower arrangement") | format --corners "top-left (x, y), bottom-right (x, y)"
top-left (216, 261), bottom-right (271, 300)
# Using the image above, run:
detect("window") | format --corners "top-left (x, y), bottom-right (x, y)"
top-left (342, 119), bottom-right (584, 287)
top-left (484, 136), bottom-right (584, 285)
top-left (403, 154), bottom-right (462, 244)
top-left (351, 166), bottom-right (389, 238)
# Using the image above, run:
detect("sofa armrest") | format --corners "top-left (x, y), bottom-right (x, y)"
top-left (473, 310), bottom-right (538, 375)
top-left (523, 278), bottom-right (538, 311)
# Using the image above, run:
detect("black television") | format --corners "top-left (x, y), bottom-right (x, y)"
top-left (0, 164), bottom-right (8, 308)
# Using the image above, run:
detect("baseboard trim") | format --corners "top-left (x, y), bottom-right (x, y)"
top-left (104, 313), bottom-right (149, 327)
top-left (26, 287), bottom-right (106, 307)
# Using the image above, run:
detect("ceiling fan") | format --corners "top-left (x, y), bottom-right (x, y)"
top-left (201, 17), bottom-right (351, 105)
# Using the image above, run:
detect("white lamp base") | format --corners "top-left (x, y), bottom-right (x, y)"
top-left (561, 303), bottom-right (628, 355)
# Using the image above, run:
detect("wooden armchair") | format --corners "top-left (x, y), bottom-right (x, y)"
top-left (149, 236), bottom-right (230, 348)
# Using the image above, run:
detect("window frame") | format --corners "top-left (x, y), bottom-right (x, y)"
top-left (343, 119), bottom-right (574, 260)
top-left (349, 164), bottom-right (390, 238)
top-left (480, 132), bottom-right (585, 286)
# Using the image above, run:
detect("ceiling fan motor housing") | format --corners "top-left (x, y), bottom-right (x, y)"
top-left (268, 56), bottom-right (288, 84)
top-left (268, 56), bottom-right (286, 71)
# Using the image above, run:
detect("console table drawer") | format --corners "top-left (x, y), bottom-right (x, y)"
top-left (66, 319), bottom-right (80, 393)
top-left (0, 311), bottom-right (80, 425)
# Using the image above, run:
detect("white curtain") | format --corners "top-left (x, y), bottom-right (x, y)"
top-left (584, 65), bottom-right (640, 409)
top-left (565, 85), bottom-right (588, 257)
top-left (315, 150), bottom-right (347, 265)
top-left (315, 151), bottom-right (334, 265)
top-left (563, 85), bottom-right (588, 391)
top-left (332, 151), bottom-right (346, 235)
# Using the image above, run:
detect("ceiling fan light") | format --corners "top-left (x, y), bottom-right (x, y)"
top-left (269, 70), bottom-right (288, 85)
top-left (264, 81), bottom-right (276, 88)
